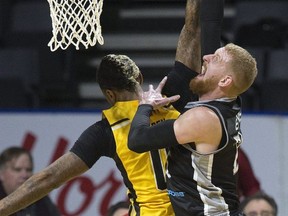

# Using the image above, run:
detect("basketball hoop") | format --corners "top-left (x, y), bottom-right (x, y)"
top-left (47, 0), bottom-right (104, 51)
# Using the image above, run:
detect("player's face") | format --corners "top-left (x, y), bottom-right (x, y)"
top-left (243, 199), bottom-right (275, 216)
top-left (0, 154), bottom-right (33, 194)
top-left (190, 47), bottom-right (231, 96)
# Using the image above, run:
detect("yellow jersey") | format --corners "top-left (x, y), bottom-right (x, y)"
top-left (102, 100), bottom-right (179, 216)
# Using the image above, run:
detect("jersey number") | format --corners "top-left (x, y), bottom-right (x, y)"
top-left (150, 150), bottom-right (167, 190)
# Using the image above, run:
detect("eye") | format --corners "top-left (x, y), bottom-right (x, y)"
top-left (246, 212), bottom-right (257, 216)
top-left (261, 211), bottom-right (274, 216)
top-left (12, 167), bottom-right (22, 172)
top-left (213, 55), bottom-right (221, 63)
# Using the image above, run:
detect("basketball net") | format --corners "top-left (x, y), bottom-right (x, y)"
top-left (47, 0), bottom-right (104, 51)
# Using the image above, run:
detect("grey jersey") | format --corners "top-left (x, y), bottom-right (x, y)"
top-left (167, 97), bottom-right (243, 216)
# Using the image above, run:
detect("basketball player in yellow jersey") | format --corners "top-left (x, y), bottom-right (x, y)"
top-left (0, 0), bottom-right (200, 215)
top-left (102, 100), bottom-right (178, 215)
top-left (70, 54), bottom-right (180, 215)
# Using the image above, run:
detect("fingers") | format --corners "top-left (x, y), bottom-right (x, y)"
top-left (139, 77), bottom-right (178, 108)
top-left (168, 95), bottom-right (181, 103)
top-left (162, 95), bottom-right (180, 105)
top-left (155, 76), bottom-right (167, 93)
top-left (153, 95), bottom-right (180, 109)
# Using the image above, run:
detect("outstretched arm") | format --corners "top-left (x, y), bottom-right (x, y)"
top-left (176, 0), bottom-right (201, 70)
top-left (176, 0), bottom-right (224, 66)
top-left (129, 77), bottom-right (222, 153)
top-left (163, 0), bottom-right (201, 111)
top-left (163, 0), bottom-right (224, 112)
top-left (0, 152), bottom-right (89, 216)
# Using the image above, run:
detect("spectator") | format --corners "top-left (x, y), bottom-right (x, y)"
top-left (0, 146), bottom-right (60, 216)
top-left (238, 147), bottom-right (261, 200)
top-left (239, 192), bottom-right (278, 216)
top-left (106, 201), bottom-right (129, 216)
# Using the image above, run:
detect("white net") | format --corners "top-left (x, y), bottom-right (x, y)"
top-left (47, 0), bottom-right (104, 51)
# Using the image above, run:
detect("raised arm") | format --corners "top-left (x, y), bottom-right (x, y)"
top-left (0, 152), bottom-right (88, 216)
top-left (176, 0), bottom-right (201, 70)
top-left (129, 0), bottom-right (225, 153)
top-left (162, 0), bottom-right (201, 111)
top-left (176, 0), bottom-right (224, 66)
top-left (163, 0), bottom-right (224, 112)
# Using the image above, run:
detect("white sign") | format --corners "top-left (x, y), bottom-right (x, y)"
top-left (0, 112), bottom-right (287, 215)
top-left (0, 111), bottom-right (127, 216)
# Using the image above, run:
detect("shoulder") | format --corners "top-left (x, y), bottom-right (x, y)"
top-left (83, 118), bottom-right (112, 138)
top-left (190, 107), bottom-right (220, 134)
top-left (182, 106), bottom-right (220, 123)
top-left (71, 119), bottom-right (115, 160)
top-left (174, 105), bottom-right (222, 144)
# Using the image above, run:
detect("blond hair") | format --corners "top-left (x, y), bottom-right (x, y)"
top-left (97, 54), bottom-right (141, 92)
top-left (225, 43), bottom-right (258, 95)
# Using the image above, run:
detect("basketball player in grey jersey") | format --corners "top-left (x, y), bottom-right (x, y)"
top-left (128, 0), bottom-right (257, 215)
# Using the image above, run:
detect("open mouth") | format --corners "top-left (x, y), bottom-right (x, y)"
top-left (200, 65), bottom-right (206, 76)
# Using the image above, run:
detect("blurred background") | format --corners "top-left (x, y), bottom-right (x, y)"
top-left (0, 0), bottom-right (288, 112)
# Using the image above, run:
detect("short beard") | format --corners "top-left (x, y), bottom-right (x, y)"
top-left (190, 77), bottom-right (216, 97)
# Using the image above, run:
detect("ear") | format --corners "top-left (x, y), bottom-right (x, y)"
top-left (104, 89), bottom-right (116, 105)
top-left (219, 75), bottom-right (233, 87)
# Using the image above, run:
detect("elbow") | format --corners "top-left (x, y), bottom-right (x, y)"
top-left (128, 133), bottom-right (145, 154)
top-left (128, 145), bottom-right (143, 154)
top-left (127, 139), bottom-right (140, 153)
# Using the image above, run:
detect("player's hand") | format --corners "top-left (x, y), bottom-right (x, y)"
top-left (138, 76), bottom-right (180, 109)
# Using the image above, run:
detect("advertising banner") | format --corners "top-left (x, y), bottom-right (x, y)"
top-left (0, 112), bottom-right (287, 215)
